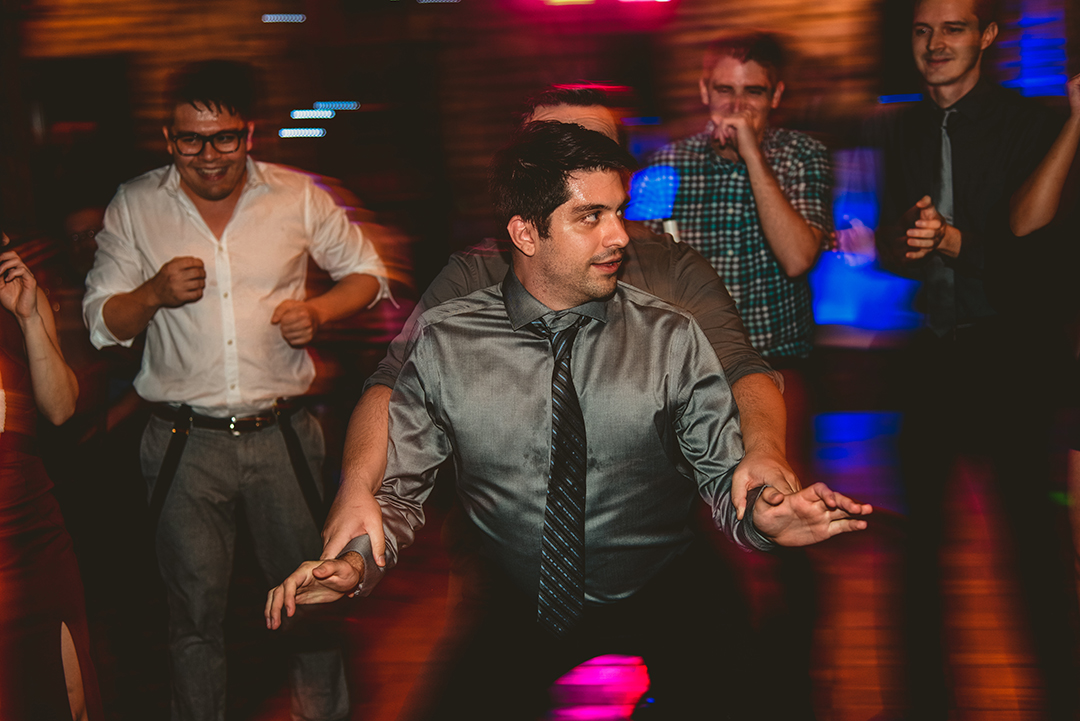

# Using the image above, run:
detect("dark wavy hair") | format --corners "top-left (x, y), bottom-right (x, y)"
top-left (489, 121), bottom-right (635, 239)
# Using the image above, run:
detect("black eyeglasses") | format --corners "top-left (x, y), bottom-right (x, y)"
top-left (169, 129), bottom-right (249, 156)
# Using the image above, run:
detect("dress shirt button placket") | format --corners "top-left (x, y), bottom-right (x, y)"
top-left (216, 240), bottom-right (242, 408)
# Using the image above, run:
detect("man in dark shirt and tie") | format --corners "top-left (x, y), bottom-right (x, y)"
top-left (872, 0), bottom-right (1078, 716)
top-left (267, 122), bottom-right (870, 720)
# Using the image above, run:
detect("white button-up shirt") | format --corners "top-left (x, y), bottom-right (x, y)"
top-left (84, 158), bottom-right (389, 417)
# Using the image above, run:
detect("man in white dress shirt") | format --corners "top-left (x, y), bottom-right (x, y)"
top-left (82, 60), bottom-right (388, 721)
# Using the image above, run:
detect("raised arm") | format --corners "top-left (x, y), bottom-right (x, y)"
top-left (270, 273), bottom-right (382, 347)
top-left (1010, 74), bottom-right (1080, 237)
top-left (273, 179), bottom-right (391, 347)
top-left (102, 256), bottom-right (206, 341)
top-left (0, 246), bottom-right (79, 425)
top-left (743, 145), bottom-right (829, 277)
top-left (720, 120), bottom-right (830, 277)
top-left (84, 189), bottom-right (209, 347)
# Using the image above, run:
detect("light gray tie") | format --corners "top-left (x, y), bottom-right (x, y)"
top-left (925, 107), bottom-right (957, 335)
top-left (937, 108), bottom-right (956, 224)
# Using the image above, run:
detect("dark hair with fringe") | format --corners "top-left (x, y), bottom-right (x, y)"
top-left (490, 121), bottom-right (635, 238)
top-left (166, 60), bottom-right (257, 122)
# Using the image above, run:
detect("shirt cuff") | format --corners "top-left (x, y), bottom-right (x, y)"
top-left (737, 485), bottom-right (780, 552)
top-left (362, 376), bottom-right (395, 394)
top-left (85, 298), bottom-right (135, 349)
top-left (367, 274), bottom-right (394, 309)
top-left (339, 535), bottom-right (386, 597)
top-left (726, 366), bottom-right (785, 394)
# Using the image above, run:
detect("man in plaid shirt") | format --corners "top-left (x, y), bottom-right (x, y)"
top-left (645, 32), bottom-right (832, 721)
top-left (645, 32), bottom-right (832, 363)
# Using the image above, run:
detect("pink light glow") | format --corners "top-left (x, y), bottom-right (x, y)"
top-left (548, 655), bottom-right (650, 721)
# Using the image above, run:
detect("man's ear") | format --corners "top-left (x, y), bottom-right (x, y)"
top-left (698, 77), bottom-right (710, 107)
top-left (508, 216), bottom-right (539, 257)
top-left (162, 126), bottom-right (172, 153)
top-left (771, 81), bottom-right (785, 110)
top-left (980, 22), bottom-right (999, 50)
top-left (245, 121), bottom-right (255, 151)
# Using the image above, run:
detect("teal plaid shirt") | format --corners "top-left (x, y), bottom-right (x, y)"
top-left (645, 126), bottom-right (832, 359)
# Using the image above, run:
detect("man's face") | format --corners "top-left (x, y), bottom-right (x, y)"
top-left (912, 0), bottom-right (996, 91)
top-left (526, 169), bottom-right (629, 311)
top-left (698, 57), bottom-right (783, 142)
top-left (163, 102), bottom-right (252, 202)
top-left (528, 104), bottom-right (620, 142)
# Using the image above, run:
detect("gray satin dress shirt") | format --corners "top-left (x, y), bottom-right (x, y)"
top-left (346, 269), bottom-right (774, 603)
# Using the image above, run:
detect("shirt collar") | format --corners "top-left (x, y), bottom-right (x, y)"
top-left (501, 266), bottom-right (608, 331)
top-left (926, 78), bottom-right (995, 122)
top-left (159, 156), bottom-right (267, 197)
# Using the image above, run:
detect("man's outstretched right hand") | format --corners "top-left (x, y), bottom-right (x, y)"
top-left (264, 553), bottom-right (364, 630)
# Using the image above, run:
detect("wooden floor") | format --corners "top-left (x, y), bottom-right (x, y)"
top-left (56, 374), bottom-right (1078, 720)
top-left (244, 426), bottom-right (1066, 721)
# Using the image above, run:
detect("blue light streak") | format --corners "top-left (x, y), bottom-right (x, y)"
top-left (998, 0), bottom-right (1066, 97)
top-left (279, 128), bottom-right (326, 138)
top-left (313, 101), bottom-right (360, 111)
top-left (879, 93), bottom-right (923, 104)
top-left (291, 109), bottom-right (335, 119)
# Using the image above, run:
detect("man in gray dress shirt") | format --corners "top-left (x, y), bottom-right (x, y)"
top-left (266, 122), bottom-right (870, 719)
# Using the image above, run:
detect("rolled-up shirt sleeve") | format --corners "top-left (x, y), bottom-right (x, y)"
top-left (783, 140), bottom-right (834, 236)
top-left (305, 178), bottom-right (390, 301)
top-left (83, 187), bottom-right (146, 349)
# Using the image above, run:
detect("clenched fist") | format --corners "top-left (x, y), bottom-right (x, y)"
top-left (150, 256), bottom-right (206, 308)
top-left (271, 299), bottom-right (320, 347)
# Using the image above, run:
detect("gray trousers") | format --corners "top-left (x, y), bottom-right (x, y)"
top-left (140, 409), bottom-right (349, 721)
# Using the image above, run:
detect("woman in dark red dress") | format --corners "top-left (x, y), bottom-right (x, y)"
top-left (0, 236), bottom-right (102, 719)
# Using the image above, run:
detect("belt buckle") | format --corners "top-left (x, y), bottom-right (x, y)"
top-left (229, 416), bottom-right (241, 437)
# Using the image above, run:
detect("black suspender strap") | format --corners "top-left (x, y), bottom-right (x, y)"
top-left (149, 404), bottom-right (194, 525)
top-left (274, 406), bottom-right (326, 527)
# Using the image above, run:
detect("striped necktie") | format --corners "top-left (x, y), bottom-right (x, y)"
top-left (531, 314), bottom-right (590, 637)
